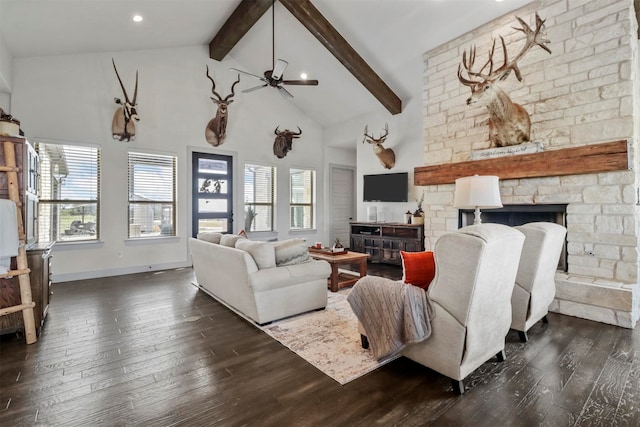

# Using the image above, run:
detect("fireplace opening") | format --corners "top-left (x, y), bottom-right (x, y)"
top-left (458, 204), bottom-right (568, 272)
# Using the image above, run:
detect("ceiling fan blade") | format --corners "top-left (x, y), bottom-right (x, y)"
top-left (242, 84), bottom-right (268, 93)
top-left (271, 59), bottom-right (288, 81)
top-left (282, 80), bottom-right (319, 86)
top-left (229, 68), bottom-right (266, 82)
top-left (277, 85), bottom-right (294, 99)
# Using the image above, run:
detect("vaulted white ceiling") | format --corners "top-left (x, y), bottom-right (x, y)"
top-left (0, 0), bottom-right (532, 128)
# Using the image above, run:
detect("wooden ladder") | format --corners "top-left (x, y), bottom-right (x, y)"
top-left (0, 140), bottom-right (37, 344)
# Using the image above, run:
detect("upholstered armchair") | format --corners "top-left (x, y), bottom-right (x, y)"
top-left (359, 224), bottom-right (525, 394)
top-left (511, 222), bottom-right (567, 342)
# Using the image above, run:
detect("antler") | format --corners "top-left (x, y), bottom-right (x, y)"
top-left (501, 12), bottom-right (551, 81)
top-left (224, 75), bottom-right (241, 102)
top-left (379, 123), bottom-right (389, 141)
top-left (363, 124), bottom-right (389, 144)
top-left (362, 125), bottom-right (370, 143)
top-left (206, 65), bottom-right (223, 101)
top-left (132, 70), bottom-right (138, 105)
top-left (112, 59), bottom-right (131, 103)
top-left (458, 13), bottom-right (551, 86)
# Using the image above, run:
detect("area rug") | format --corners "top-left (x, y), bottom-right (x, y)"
top-left (261, 290), bottom-right (398, 385)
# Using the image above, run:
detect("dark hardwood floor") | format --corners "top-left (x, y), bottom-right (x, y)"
top-left (1, 264), bottom-right (640, 426)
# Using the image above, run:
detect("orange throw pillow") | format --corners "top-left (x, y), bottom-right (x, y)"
top-left (400, 250), bottom-right (436, 289)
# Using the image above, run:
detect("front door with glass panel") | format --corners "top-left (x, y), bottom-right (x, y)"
top-left (192, 152), bottom-right (233, 236)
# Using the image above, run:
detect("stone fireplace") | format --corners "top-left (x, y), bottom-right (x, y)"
top-left (418, 0), bottom-right (640, 328)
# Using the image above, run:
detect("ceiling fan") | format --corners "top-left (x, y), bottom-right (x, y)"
top-left (230, 0), bottom-right (318, 99)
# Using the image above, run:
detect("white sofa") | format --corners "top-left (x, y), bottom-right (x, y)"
top-left (189, 233), bottom-right (331, 325)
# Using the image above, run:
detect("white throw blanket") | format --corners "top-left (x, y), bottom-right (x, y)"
top-left (347, 276), bottom-right (432, 361)
top-left (0, 199), bottom-right (19, 274)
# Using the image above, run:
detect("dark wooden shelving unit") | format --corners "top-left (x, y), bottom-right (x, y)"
top-left (350, 222), bottom-right (424, 265)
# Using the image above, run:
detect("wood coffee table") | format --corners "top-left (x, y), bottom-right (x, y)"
top-left (308, 249), bottom-right (370, 292)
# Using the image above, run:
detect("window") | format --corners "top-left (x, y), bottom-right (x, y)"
top-left (192, 152), bottom-right (233, 236)
top-left (244, 164), bottom-right (275, 231)
top-left (289, 168), bottom-right (315, 230)
top-left (128, 151), bottom-right (176, 238)
top-left (37, 141), bottom-right (100, 243)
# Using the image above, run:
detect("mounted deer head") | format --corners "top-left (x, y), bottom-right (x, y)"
top-left (273, 126), bottom-right (302, 158)
top-left (205, 66), bottom-right (240, 147)
top-left (112, 59), bottom-right (139, 142)
top-left (363, 123), bottom-right (395, 170)
top-left (458, 13), bottom-right (551, 148)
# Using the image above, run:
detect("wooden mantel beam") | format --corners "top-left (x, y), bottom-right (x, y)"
top-left (209, 0), bottom-right (402, 115)
top-left (636, 0), bottom-right (640, 39)
top-left (278, 0), bottom-right (402, 115)
top-left (414, 140), bottom-right (630, 186)
top-left (209, 0), bottom-right (273, 60)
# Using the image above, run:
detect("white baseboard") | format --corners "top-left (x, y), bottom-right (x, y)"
top-left (53, 261), bottom-right (192, 283)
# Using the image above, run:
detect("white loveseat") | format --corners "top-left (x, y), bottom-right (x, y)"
top-left (189, 233), bottom-right (331, 325)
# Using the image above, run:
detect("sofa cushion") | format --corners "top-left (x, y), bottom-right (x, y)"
top-left (197, 232), bottom-right (222, 244)
top-left (273, 238), bottom-right (310, 266)
top-left (235, 239), bottom-right (276, 270)
top-left (220, 234), bottom-right (245, 247)
top-left (249, 259), bottom-right (331, 292)
top-left (401, 250), bottom-right (436, 289)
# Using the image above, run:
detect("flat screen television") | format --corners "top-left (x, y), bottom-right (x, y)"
top-left (363, 172), bottom-right (408, 202)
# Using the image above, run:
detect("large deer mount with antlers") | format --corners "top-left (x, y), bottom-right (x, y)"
top-left (112, 59), bottom-right (139, 142)
top-left (363, 123), bottom-right (395, 170)
top-left (205, 66), bottom-right (240, 147)
top-left (458, 13), bottom-right (551, 148)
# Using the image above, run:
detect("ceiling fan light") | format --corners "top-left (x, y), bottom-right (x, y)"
top-left (132, 15), bottom-right (143, 23)
top-left (272, 59), bottom-right (288, 80)
top-left (300, 73), bottom-right (308, 80)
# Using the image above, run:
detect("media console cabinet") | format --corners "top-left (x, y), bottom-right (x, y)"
top-left (349, 222), bottom-right (425, 265)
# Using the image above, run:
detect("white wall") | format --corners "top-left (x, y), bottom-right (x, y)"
top-left (11, 45), bottom-right (328, 282)
top-left (325, 53), bottom-right (426, 225)
top-left (0, 27), bottom-right (13, 110)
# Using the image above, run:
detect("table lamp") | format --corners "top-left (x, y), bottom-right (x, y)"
top-left (453, 175), bottom-right (503, 224)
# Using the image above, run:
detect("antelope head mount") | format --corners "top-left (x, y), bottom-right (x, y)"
top-left (205, 66), bottom-right (240, 147)
top-left (363, 123), bottom-right (395, 170)
top-left (458, 13), bottom-right (551, 148)
top-left (112, 59), bottom-right (139, 142)
top-left (273, 126), bottom-right (302, 159)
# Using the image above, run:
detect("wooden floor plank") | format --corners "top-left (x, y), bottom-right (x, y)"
top-left (2, 266), bottom-right (640, 426)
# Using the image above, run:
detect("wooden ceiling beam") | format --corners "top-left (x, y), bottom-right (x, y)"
top-left (209, 0), bottom-right (403, 115)
top-left (278, 0), bottom-right (401, 115)
top-left (209, 0), bottom-right (273, 61)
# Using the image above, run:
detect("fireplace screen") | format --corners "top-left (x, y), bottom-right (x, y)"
top-left (458, 204), bottom-right (568, 271)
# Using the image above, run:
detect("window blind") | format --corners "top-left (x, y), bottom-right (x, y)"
top-left (128, 151), bottom-right (176, 238)
top-left (290, 168), bottom-right (314, 230)
top-left (244, 164), bottom-right (275, 231)
top-left (37, 142), bottom-right (101, 243)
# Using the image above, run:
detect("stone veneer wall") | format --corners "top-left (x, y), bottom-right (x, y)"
top-left (421, 0), bottom-right (640, 327)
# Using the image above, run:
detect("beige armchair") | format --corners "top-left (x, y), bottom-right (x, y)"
top-left (511, 222), bottom-right (567, 342)
top-left (360, 224), bottom-right (525, 394)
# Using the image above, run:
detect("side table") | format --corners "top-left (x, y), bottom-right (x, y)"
top-left (308, 249), bottom-right (370, 292)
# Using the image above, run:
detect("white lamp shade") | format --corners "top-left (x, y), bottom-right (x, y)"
top-left (453, 175), bottom-right (503, 209)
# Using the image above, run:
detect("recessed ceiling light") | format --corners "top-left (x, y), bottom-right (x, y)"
top-left (133, 15), bottom-right (143, 23)
top-left (300, 73), bottom-right (308, 80)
